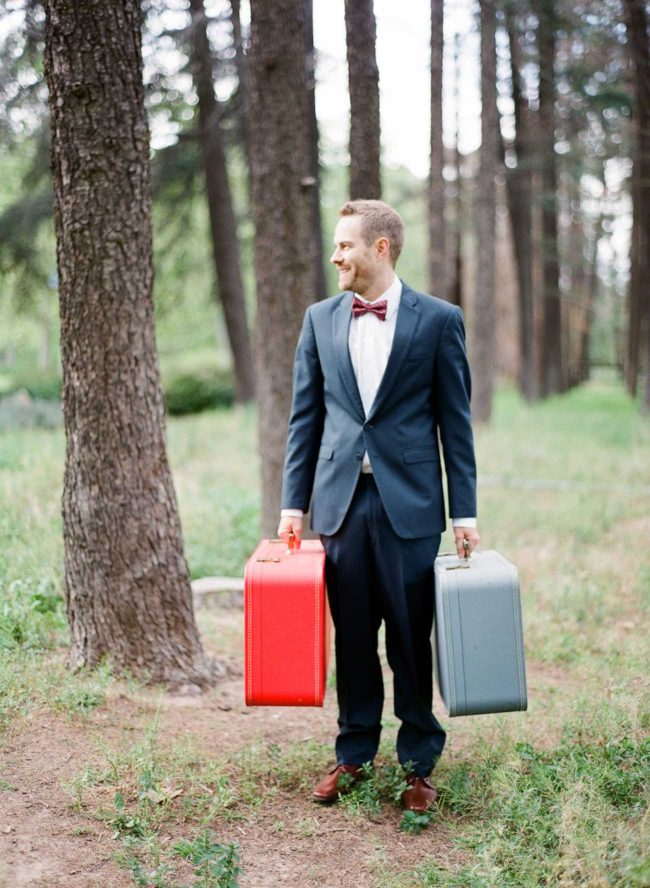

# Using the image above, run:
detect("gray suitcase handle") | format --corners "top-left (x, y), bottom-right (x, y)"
top-left (441, 539), bottom-right (473, 569)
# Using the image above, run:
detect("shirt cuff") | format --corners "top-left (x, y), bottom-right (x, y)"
top-left (452, 517), bottom-right (477, 527)
top-left (281, 509), bottom-right (304, 518)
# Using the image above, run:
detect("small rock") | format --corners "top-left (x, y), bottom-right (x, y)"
top-left (191, 576), bottom-right (244, 610)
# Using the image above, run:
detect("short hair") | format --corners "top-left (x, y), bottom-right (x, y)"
top-left (339, 199), bottom-right (404, 266)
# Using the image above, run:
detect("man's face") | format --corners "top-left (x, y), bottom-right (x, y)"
top-left (330, 215), bottom-right (382, 295)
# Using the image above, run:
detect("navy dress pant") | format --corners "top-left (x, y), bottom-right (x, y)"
top-left (320, 473), bottom-right (445, 777)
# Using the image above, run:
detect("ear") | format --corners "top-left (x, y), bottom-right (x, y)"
top-left (375, 236), bottom-right (390, 261)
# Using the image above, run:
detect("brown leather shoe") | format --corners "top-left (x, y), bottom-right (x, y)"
top-left (401, 775), bottom-right (439, 812)
top-left (312, 764), bottom-right (363, 803)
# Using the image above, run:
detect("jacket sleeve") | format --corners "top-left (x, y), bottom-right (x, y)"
top-left (280, 306), bottom-right (325, 512)
top-left (434, 306), bottom-right (477, 519)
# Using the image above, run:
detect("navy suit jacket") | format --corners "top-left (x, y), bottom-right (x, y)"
top-left (280, 280), bottom-right (477, 539)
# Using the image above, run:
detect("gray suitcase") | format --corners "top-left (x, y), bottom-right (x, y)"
top-left (432, 550), bottom-right (528, 717)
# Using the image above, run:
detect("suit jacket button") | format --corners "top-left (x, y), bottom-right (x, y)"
top-left (366, 423), bottom-right (375, 429)
top-left (355, 452), bottom-right (362, 460)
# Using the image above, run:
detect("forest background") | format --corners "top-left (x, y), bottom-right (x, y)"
top-left (0, 1), bottom-right (649, 886)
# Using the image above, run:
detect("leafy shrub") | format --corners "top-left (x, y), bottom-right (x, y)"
top-left (0, 577), bottom-right (67, 650)
top-left (163, 370), bottom-right (235, 416)
top-left (174, 830), bottom-right (240, 887)
top-left (21, 376), bottom-right (63, 401)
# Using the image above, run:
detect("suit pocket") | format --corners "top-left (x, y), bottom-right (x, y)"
top-left (403, 446), bottom-right (439, 464)
top-left (318, 443), bottom-right (334, 460)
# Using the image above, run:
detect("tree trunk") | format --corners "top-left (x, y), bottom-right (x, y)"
top-left (538, 0), bottom-right (564, 395)
top-left (248, 0), bottom-right (317, 537)
top-left (344, 0), bottom-right (381, 199)
top-left (429, 0), bottom-right (447, 298)
top-left (189, 0), bottom-right (255, 404)
top-left (450, 30), bottom-right (463, 309)
top-left (44, 0), bottom-right (217, 690)
top-left (577, 212), bottom-right (602, 383)
top-left (623, 0), bottom-right (650, 411)
top-left (504, 5), bottom-right (537, 401)
top-left (230, 0), bottom-right (251, 174)
top-left (472, 0), bottom-right (497, 424)
top-left (626, 193), bottom-right (641, 395)
top-left (305, 0), bottom-right (327, 302)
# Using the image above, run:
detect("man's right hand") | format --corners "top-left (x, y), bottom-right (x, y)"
top-left (277, 514), bottom-right (303, 549)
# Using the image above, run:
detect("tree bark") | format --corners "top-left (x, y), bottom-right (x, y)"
top-left (472, 0), bottom-right (497, 424)
top-left (538, 0), bottom-right (564, 395)
top-left (44, 0), bottom-right (217, 690)
top-left (577, 212), bottom-right (602, 384)
top-left (450, 30), bottom-right (463, 309)
top-left (305, 0), bottom-right (327, 302)
top-left (626, 186), bottom-right (642, 395)
top-left (230, 0), bottom-right (251, 174)
top-left (248, 0), bottom-right (317, 536)
top-left (504, 5), bottom-right (537, 401)
top-left (189, 0), bottom-right (255, 403)
top-left (429, 0), bottom-right (447, 297)
top-left (344, 0), bottom-right (381, 199)
top-left (623, 0), bottom-right (650, 411)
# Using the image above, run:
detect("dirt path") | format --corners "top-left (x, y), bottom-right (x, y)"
top-left (0, 713), bottom-right (133, 888)
top-left (0, 606), bottom-right (581, 887)
top-left (0, 679), bottom-right (465, 886)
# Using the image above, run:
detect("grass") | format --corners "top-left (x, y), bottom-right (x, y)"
top-left (1, 373), bottom-right (649, 885)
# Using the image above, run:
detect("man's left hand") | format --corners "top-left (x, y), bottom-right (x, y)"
top-left (454, 526), bottom-right (480, 560)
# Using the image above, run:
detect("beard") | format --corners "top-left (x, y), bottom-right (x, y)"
top-left (338, 262), bottom-right (373, 295)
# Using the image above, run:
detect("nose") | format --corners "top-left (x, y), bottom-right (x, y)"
top-left (330, 247), bottom-right (341, 265)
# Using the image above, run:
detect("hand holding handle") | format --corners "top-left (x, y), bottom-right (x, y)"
top-left (286, 530), bottom-right (300, 554)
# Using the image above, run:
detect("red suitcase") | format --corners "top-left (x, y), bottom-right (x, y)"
top-left (244, 538), bottom-right (331, 706)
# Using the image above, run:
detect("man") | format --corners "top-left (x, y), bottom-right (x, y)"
top-left (277, 199), bottom-right (479, 813)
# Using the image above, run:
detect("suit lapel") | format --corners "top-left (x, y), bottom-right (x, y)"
top-left (332, 292), bottom-right (366, 422)
top-left (367, 282), bottom-right (421, 421)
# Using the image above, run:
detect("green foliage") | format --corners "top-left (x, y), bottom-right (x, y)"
top-left (52, 686), bottom-right (105, 713)
top-left (17, 375), bottom-right (62, 401)
top-left (0, 576), bottom-right (66, 651)
top-left (408, 732), bottom-right (650, 886)
top-left (110, 791), bottom-right (148, 839)
top-left (399, 809), bottom-right (435, 834)
top-left (164, 370), bottom-right (235, 416)
top-left (174, 831), bottom-right (240, 888)
top-left (116, 852), bottom-right (178, 888)
top-left (338, 761), bottom-right (410, 819)
top-left (0, 649), bottom-right (113, 734)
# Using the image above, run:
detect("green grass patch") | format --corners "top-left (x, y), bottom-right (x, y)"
top-left (385, 725), bottom-right (649, 887)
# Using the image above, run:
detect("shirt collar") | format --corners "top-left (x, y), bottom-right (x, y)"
top-left (353, 274), bottom-right (402, 319)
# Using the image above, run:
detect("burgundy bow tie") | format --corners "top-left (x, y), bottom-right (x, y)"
top-left (351, 295), bottom-right (388, 321)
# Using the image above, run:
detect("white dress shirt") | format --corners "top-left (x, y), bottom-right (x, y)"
top-left (350, 274), bottom-right (402, 472)
top-left (281, 273), bottom-right (476, 528)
